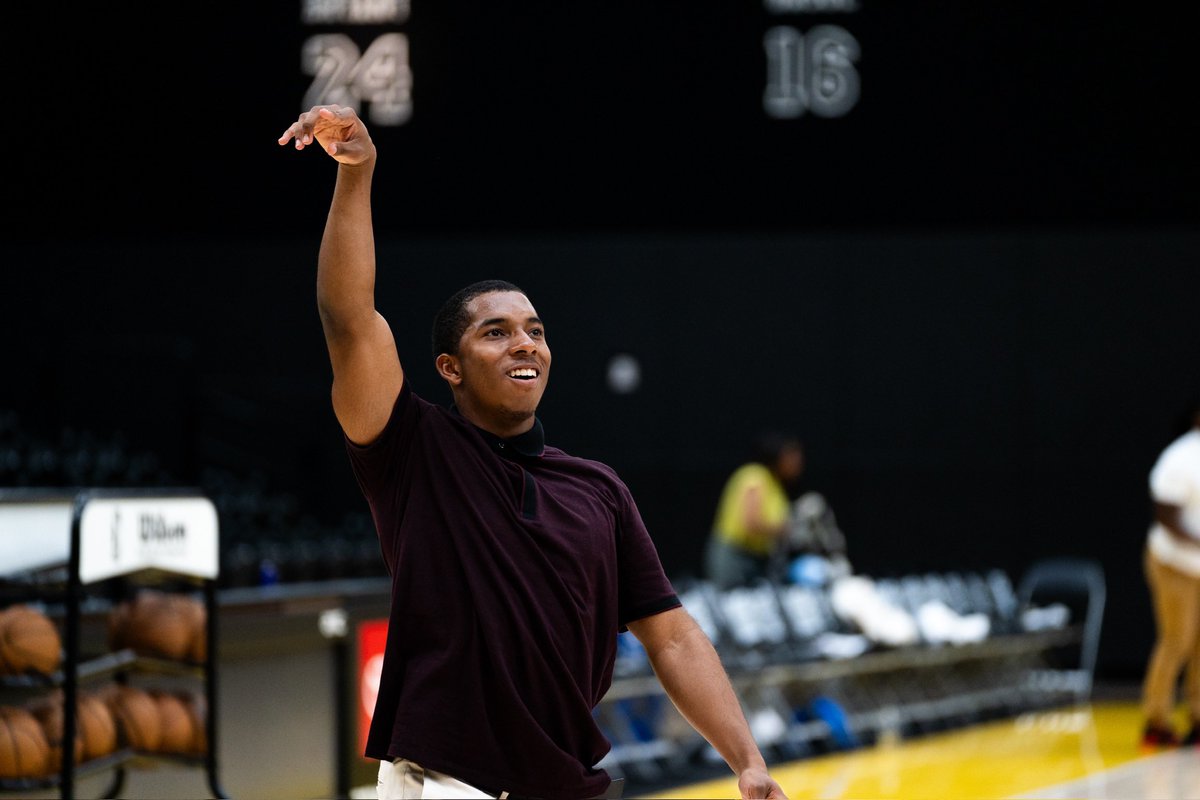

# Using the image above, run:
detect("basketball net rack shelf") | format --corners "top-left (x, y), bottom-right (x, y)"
top-left (0, 487), bottom-right (228, 800)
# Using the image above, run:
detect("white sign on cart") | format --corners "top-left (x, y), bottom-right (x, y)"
top-left (0, 491), bottom-right (218, 584)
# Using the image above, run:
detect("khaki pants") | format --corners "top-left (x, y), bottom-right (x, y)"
top-left (377, 758), bottom-right (624, 800)
top-left (1141, 548), bottom-right (1200, 726)
top-left (378, 759), bottom-right (492, 799)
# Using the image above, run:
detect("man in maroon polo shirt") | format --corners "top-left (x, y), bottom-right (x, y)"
top-left (279, 104), bottom-right (788, 800)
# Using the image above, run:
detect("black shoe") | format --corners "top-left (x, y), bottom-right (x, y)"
top-left (1141, 722), bottom-right (1179, 750)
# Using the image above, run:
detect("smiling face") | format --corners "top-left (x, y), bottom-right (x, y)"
top-left (435, 290), bottom-right (551, 437)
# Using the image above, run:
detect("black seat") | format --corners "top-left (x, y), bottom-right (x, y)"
top-left (1016, 557), bottom-right (1107, 700)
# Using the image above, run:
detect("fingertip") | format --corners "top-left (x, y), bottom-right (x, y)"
top-left (328, 144), bottom-right (338, 155)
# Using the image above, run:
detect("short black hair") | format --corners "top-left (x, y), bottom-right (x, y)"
top-left (752, 431), bottom-right (803, 467)
top-left (431, 279), bottom-right (527, 358)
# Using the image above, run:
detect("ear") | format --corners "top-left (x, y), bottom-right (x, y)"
top-left (436, 354), bottom-right (462, 385)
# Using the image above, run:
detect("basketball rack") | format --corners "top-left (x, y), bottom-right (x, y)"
top-left (0, 488), bottom-right (228, 800)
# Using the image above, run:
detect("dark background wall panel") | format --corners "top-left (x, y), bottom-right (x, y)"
top-left (9, 3), bottom-right (1195, 242)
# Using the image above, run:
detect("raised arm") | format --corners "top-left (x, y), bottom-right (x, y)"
top-left (627, 607), bottom-right (789, 800)
top-left (278, 105), bottom-right (403, 444)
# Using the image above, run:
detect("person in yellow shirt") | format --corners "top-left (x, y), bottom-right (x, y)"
top-left (706, 432), bottom-right (806, 590)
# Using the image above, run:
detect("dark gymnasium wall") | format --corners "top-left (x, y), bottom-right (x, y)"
top-left (4, 2), bottom-right (1198, 680)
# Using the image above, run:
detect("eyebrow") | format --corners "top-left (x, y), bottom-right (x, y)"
top-left (478, 316), bottom-right (543, 328)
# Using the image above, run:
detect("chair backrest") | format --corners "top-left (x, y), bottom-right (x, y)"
top-left (1016, 556), bottom-right (1107, 697)
top-left (777, 583), bottom-right (837, 640)
top-left (938, 572), bottom-right (974, 614)
top-left (987, 568), bottom-right (1021, 629)
top-left (717, 581), bottom-right (790, 650)
top-left (962, 570), bottom-right (999, 618)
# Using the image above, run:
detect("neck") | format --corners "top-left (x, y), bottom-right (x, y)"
top-left (454, 396), bottom-right (535, 439)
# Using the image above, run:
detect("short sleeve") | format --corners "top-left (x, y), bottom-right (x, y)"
top-left (614, 480), bottom-right (681, 628)
top-left (1150, 439), bottom-right (1193, 506)
top-left (343, 381), bottom-right (428, 573)
top-left (344, 381), bottom-right (417, 497)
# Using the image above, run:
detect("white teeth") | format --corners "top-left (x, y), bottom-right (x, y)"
top-left (508, 368), bottom-right (537, 378)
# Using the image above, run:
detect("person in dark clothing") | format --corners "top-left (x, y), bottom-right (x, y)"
top-left (279, 104), bottom-right (788, 800)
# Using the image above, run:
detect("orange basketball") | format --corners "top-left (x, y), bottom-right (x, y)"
top-left (151, 691), bottom-right (196, 755)
top-left (0, 705), bottom-right (51, 778)
top-left (102, 685), bottom-right (162, 753)
top-left (108, 591), bottom-right (204, 663)
top-left (29, 692), bottom-right (84, 773)
top-left (176, 595), bottom-right (207, 664)
top-left (0, 605), bottom-right (63, 676)
top-left (182, 690), bottom-right (208, 755)
top-left (77, 692), bottom-right (118, 761)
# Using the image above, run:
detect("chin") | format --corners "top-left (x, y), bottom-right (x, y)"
top-left (496, 407), bottom-right (535, 424)
top-left (512, 405), bottom-right (540, 421)
top-left (512, 390), bottom-right (546, 413)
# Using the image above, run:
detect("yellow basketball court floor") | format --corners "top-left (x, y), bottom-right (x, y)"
top-left (647, 699), bottom-right (1199, 799)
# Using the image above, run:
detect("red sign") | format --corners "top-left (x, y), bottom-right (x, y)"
top-left (357, 619), bottom-right (389, 760)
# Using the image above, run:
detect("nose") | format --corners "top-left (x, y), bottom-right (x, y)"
top-left (510, 331), bottom-right (537, 354)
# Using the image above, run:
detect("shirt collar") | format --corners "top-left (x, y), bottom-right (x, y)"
top-left (451, 405), bottom-right (546, 459)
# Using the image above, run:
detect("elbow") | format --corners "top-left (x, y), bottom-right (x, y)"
top-left (640, 610), bottom-right (712, 664)
top-left (317, 293), bottom-right (372, 337)
top-left (317, 302), bottom-right (367, 344)
top-left (317, 301), bottom-right (347, 339)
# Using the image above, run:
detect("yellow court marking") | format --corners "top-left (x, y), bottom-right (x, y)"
top-left (642, 701), bottom-right (1167, 799)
